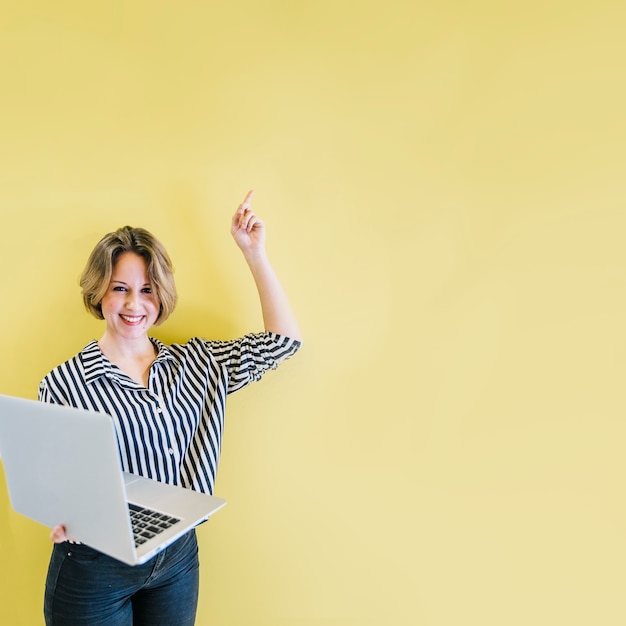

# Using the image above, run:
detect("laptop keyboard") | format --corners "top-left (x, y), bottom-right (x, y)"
top-left (128, 503), bottom-right (181, 547)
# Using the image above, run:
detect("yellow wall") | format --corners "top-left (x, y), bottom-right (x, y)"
top-left (1, 1), bottom-right (626, 624)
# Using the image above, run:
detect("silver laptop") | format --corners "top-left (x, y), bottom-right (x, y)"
top-left (0, 394), bottom-right (226, 566)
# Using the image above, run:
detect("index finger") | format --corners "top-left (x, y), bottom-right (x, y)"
top-left (241, 189), bottom-right (255, 206)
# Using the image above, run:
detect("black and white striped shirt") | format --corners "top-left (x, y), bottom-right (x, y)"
top-left (38, 332), bottom-right (301, 495)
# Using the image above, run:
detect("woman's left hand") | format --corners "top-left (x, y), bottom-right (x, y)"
top-left (230, 190), bottom-right (266, 255)
top-left (229, 189), bottom-right (302, 340)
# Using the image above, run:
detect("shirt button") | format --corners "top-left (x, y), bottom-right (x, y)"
top-left (168, 448), bottom-right (174, 455)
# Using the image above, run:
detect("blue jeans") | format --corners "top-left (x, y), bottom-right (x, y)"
top-left (44, 530), bottom-right (199, 625)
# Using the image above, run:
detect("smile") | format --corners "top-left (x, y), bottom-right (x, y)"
top-left (120, 315), bottom-right (144, 324)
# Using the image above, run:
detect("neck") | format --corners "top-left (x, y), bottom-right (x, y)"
top-left (97, 334), bottom-right (157, 388)
top-left (98, 334), bottom-right (156, 362)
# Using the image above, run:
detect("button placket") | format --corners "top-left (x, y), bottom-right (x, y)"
top-left (152, 389), bottom-right (180, 478)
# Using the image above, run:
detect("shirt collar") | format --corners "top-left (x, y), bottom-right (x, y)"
top-left (81, 338), bottom-right (177, 385)
top-left (150, 338), bottom-right (178, 365)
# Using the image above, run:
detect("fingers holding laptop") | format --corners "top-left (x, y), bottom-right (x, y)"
top-left (50, 524), bottom-right (66, 543)
top-left (50, 524), bottom-right (76, 544)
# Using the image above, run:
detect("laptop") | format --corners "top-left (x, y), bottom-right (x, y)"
top-left (0, 394), bottom-right (226, 566)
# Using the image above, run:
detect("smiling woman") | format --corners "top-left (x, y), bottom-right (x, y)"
top-left (37, 192), bottom-right (302, 625)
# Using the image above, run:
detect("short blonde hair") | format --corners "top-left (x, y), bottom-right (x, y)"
top-left (80, 226), bottom-right (177, 325)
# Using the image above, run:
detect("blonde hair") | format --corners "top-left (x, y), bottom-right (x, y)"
top-left (80, 226), bottom-right (177, 325)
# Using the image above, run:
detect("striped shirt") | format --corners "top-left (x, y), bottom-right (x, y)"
top-left (38, 332), bottom-right (301, 495)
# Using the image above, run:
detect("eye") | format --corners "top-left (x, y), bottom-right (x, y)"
top-left (141, 287), bottom-right (153, 294)
top-left (113, 286), bottom-right (127, 292)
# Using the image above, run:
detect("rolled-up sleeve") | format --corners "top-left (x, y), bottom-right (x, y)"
top-left (196, 332), bottom-right (302, 393)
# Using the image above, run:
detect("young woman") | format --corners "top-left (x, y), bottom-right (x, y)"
top-left (40, 191), bottom-right (302, 625)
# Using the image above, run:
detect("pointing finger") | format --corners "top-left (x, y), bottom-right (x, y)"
top-left (240, 189), bottom-right (254, 211)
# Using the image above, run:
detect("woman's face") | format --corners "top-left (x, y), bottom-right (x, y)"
top-left (99, 252), bottom-right (160, 341)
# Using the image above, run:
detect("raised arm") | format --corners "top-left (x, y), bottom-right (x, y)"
top-left (230, 190), bottom-right (302, 342)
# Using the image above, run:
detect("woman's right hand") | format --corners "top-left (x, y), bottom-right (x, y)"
top-left (50, 524), bottom-right (69, 543)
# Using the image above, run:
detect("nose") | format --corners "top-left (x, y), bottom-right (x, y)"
top-left (125, 290), bottom-right (141, 310)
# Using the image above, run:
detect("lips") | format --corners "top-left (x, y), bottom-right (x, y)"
top-left (120, 314), bottom-right (144, 325)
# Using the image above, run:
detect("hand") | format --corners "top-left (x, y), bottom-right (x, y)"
top-left (50, 524), bottom-right (69, 543)
top-left (230, 190), bottom-right (266, 256)
top-left (50, 524), bottom-right (77, 543)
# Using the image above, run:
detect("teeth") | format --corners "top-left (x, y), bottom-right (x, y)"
top-left (121, 315), bottom-right (143, 323)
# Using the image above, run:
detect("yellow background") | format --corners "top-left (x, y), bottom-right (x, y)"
top-left (1, 1), bottom-right (626, 624)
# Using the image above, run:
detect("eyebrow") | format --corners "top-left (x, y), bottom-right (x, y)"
top-left (111, 281), bottom-right (152, 287)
